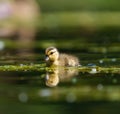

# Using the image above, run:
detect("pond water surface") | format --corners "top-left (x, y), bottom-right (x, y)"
top-left (0, 35), bottom-right (120, 114)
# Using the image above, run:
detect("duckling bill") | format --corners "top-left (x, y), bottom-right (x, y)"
top-left (45, 47), bottom-right (80, 67)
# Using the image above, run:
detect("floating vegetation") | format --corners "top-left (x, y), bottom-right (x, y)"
top-left (0, 64), bottom-right (46, 72)
top-left (0, 64), bottom-right (120, 74)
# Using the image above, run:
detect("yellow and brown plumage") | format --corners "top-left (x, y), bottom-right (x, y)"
top-left (45, 47), bottom-right (80, 67)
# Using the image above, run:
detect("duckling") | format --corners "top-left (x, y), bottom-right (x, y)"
top-left (45, 47), bottom-right (80, 67)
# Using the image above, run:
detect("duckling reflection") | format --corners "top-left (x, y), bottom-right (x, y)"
top-left (45, 67), bottom-right (79, 87)
top-left (46, 70), bottom-right (59, 87)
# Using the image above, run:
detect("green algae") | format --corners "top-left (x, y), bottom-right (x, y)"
top-left (0, 64), bottom-right (46, 72)
top-left (0, 64), bottom-right (120, 74)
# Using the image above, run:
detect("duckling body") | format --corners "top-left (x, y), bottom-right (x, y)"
top-left (45, 47), bottom-right (80, 67)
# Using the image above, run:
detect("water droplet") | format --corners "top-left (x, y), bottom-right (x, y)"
top-left (20, 64), bottom-right (24, 67)
top-left (111, 58), bottom-right (116, 62)
top-left (66, 93), bottom-right (76, 103)
top-left (97, 84), bottom-right (103, 90)
top-left (18, 92), bottom-right (28, 103)
top-left (89, 68), bottom-right (97, 74)
top-left (99, 60), bottom-right (103, 64)
top-left (72, 78), bottom-right (77, 84)
top-left (39, 89), bottom-right (52, 97)
top-left (112, 79), bottom-right (117, 84)
top-left (87, 63), bottom-right (96, 67)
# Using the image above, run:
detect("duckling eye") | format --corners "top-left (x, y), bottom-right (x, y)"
top-left (50, 52), bottom-right (54, 55)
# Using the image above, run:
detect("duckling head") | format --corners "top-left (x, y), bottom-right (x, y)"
top-left (45, 47), bottom-right (59, 63)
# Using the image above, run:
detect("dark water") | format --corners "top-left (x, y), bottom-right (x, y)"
top-left (0, 46), bottom-right (120, 114)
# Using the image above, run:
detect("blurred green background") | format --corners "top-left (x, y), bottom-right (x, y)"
top-left (0, 0), bottom-right (120, 114)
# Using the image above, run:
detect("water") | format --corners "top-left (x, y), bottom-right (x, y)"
top-left (1, 0), bottom-right (120, 113)
top-left (1, 10), bottom-right (120, 113)
top-left (0, 43), bottom-right (120, 114)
